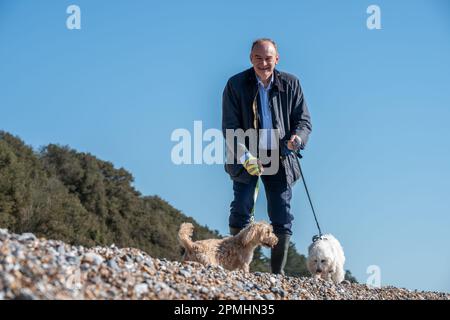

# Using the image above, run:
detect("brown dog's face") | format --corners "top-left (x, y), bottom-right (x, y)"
top-left (258, 223), bottom-right (278, 248)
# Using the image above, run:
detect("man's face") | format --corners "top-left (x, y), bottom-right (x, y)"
top-left (250, 41), bottom-right (279, 81)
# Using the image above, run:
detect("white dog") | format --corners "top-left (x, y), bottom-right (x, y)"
top-left (307, 234), bottom-right (346, 283)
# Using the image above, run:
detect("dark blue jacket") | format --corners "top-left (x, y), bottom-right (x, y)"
top-left (222, 67), bottom-right (312, 185)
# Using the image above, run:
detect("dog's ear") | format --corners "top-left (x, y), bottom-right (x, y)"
top-left (240, 224), bottom-right (257, 246)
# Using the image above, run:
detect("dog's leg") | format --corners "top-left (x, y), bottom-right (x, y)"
top-left (242, 264), bottom-right (250, 273)
top-left (332, 266), bottom-right (345, 284)
top-left (197, 254), bottom-right (214, 267)
top-left (313, 274), bottom-right (323, 281)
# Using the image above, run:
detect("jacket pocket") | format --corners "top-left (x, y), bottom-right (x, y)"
top-left (225, 163), bottom-right (254, 184)
top-left (288, 153), bottom-right (301, 184)
top-left (225, 163), bottom-right (245, 178)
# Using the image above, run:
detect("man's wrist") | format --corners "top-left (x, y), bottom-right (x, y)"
top-left (295, 136), bottom-right (302, 148)
top-left (239, 151), bottom-right (254, 165)
top-left (292, 135), bottom-right (302, 149)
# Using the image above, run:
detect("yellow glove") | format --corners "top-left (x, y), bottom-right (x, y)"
top-left (243, 154), bottom-right (263, 176)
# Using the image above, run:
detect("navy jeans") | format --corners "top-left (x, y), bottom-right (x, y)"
top-left (229, 164), bottom-right (294, 235)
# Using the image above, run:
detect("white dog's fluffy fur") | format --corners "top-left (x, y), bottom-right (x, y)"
top-left (307, 234), bottom-right (346, 283)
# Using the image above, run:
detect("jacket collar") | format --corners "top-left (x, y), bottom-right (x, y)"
top-left (246, 67), bottom-right (284, 92)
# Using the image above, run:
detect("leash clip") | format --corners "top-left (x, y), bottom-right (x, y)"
top-left (312, 234), bottom-right (327, 242)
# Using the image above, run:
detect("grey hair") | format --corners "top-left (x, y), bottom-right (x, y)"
top-left (251, 38), bottom-right (278, 54)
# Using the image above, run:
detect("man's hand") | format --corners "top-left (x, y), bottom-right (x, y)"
top-left (243, 155), bottom-right (264, 176)
top-left (287, 135), bottom-right (302, 151)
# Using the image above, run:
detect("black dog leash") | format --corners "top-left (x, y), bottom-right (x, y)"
top-left (294, 150), bottom-right (324, 242)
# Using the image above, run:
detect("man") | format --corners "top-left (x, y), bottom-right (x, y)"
top-left (222, 38), bottom-right (312, 274)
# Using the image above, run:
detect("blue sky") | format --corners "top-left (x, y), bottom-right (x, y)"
top-left (1, 0), bottom-right (449, 293)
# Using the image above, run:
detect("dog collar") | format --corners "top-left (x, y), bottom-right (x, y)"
top-left (312, 235), bottom-right (328, 242)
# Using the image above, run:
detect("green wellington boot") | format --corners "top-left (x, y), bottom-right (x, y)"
top-left (271, 234), bottom-right (291, 275)
top-left (229, 227), bottom-right (242, 236)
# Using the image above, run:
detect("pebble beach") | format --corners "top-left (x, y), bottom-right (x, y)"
top-left (0, 229), bottom-right (448, 300)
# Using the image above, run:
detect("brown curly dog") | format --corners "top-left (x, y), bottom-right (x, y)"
top-left (178, 221), bottom-right (278, 272)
